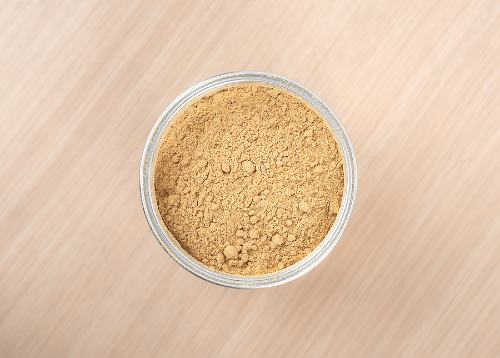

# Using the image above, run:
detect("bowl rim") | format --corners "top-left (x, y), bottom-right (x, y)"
top-left (140, 71), bottom-right (357, 289)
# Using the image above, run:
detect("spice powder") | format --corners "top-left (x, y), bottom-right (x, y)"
top-left (154, 83), bottom-right (344, 275)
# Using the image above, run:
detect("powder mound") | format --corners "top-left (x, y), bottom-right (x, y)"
top-left (154, 84), bottom-right (344, 275)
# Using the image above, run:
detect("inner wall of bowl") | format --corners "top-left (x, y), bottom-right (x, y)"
top-left (144, 72), bottom-right (356, 288)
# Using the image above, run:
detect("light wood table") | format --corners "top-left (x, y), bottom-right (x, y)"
top-left (1, 1), bottom-right (499, 357)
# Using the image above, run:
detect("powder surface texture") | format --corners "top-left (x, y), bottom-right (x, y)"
top-left (154, 84), bottom-right (344, 275)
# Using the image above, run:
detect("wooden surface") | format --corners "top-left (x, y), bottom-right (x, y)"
top-left (1, 1), bottom-right (499, 357)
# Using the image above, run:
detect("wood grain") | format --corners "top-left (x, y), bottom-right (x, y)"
top-left (1, 0), bottom-right (499, 357)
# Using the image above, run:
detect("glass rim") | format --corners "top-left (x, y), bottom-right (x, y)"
top-left (140, 71), bottom-right (357, 289)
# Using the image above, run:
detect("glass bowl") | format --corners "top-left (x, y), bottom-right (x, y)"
top-left (140, 71), bottom-right (357, 288)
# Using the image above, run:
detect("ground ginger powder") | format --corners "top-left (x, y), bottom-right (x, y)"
top-left (154, 84), bottom-right (344, 275)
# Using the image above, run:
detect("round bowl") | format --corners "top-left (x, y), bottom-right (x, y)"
top-left (140, 71), bottom-right (357, 288)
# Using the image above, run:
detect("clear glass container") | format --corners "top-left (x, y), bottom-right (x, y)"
top-left (140, 71), bottom-right (357, 288)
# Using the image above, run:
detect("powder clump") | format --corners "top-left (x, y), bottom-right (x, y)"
top-left (154, 84), bottom-right (344, 275)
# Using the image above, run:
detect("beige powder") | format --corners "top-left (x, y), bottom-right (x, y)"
top-left (154, 84), bottom-right (344, 275)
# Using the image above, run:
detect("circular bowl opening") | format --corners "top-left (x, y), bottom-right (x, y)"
top-left (140, 71), bottom-right (357, 288)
